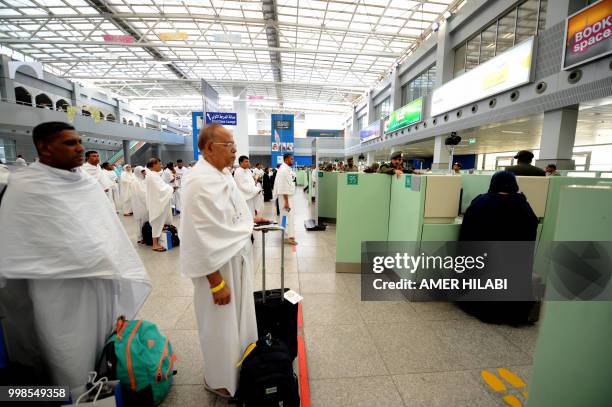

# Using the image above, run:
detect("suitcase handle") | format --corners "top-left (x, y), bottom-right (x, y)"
top-left (257, 226), bottom-right (285, 303)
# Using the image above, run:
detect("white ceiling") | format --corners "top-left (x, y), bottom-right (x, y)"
top-left (0, 0), bottom-right (463, 118)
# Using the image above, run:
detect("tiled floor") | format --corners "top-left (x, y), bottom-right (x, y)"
top-left (122, 188), bottom-right (538, 407)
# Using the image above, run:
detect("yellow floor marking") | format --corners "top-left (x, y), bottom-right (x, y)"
top-left (481, 370), bottom-right (507, 392)
top-left (503, 395), bottom-right (523, 407)
top-left (497, 368), bottom-right (527, 388)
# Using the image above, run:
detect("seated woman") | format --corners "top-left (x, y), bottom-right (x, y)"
top-left (458, 170), bottom-right (540, 325)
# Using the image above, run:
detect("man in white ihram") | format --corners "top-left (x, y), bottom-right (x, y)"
top-left (180, 123), bottom-right (268, 398)
top-left (130, 166), bottom-right (148, 244)
top-left (82, 150), bottom-right (115, 210)
top-left (274, 153), bottom-right (298, 245)
top-left (234, 155), bottom-right (262, 217)
top-left (145, 157), bottom-right (173, 252)
top-left (0, 121), bottom-right (151, 388)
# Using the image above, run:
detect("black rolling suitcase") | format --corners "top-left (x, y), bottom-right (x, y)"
top-left (253, 225), bottom-right (298, 361)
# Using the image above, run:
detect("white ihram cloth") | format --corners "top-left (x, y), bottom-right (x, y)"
top-left (179, 157), bottom-right (257, 396)
top-left (145, 168), bottom-right (173, 238)
top-left (251, 168), bottom-right (265, 213)
top-left (0, 162), bottom-right (151, 388)
top-left (82, 162), bottom-right (116, 211)
top-left (234, 166), bottom-right (262, 216)
top-left (174, 166), bottom-right (189, 211)
top-left (130, 166), bottom-right (148, 241)
top-left (273, 162), bottom-right (296, 238)
top-left (162, 168), bottom-right (182, 212)
top-left (119, 166), bottom-right (135, 215)
top-left (105, 169), bottom-right (121, 212)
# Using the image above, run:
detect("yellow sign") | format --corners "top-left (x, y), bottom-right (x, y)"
top-left (159, 32), bottom-right (189, 41)
top-left (66, 106), bottom-right (77, 123)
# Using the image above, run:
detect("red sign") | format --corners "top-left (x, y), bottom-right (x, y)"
top-left (103, 34), bottom-right (135, 44)
top-left (248, 95), bottom-right (265, 100)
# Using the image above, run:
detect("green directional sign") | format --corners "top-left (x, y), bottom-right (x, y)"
top-left (468, 138), bottom-right (476, 145)
top-left (318, 171), bottom-right (323, 177)
top-left (347, 174), bottom-right (359, 185)
top-left (384, 97), bottom-right (423, 133)
top-left (405, 175), bottom-right (412, 188)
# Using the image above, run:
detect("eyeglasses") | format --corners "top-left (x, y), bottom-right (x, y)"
top-left (212, 142), bottom-right (236, 148)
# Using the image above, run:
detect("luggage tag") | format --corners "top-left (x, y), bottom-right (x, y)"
top-left (283, 289), bottom-right (303, 304)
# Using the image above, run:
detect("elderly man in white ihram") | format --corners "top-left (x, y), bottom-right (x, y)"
top-left (179, 123), bottom-right (269, 398)
top-left (0, 121), bottom-right (151, 388)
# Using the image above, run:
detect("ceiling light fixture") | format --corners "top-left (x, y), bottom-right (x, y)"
top-left (443, 11), bottom-right (452, 20)
top-left (501, 130), bottom-right (525, 134)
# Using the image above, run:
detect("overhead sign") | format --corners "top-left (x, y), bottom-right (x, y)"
top-left (248, 95), bottom-right (265, 100)
top-left (431, 37), bottom-right (535, 117)
top-left (159, 31), bottom-right (189, 41)
top-left (192, 111), bottom-right (203, 161)
top-left (307, 129), bottom-right (343, 138)
top-left (562, 0), bottom-right (612, 70)
top-left (359, 120), bottom-right (381, 143)
top-left (102, 34), bottom-right (134, 43)
top-left (384, 98), bottom-right (423, 133)
top-left (205, 112), bottom-right (237, 126)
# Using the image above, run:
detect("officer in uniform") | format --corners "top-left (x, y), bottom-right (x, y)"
top-left (378, 151), bottom-right (414, 176)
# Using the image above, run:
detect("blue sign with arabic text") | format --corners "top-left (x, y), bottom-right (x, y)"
top-left (205, 112), bottom-right (237, 126)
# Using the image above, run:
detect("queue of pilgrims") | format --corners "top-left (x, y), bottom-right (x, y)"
top-left (76, 143), bottom-right (269, 253)
top-left (0, 121), bottom-right (298, 399)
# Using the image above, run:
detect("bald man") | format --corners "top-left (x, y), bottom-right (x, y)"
top-left (180, 123), bottom-right (269, 398)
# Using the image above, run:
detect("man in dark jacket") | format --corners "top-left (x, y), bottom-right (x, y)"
top-left (378, 151), bottom-right (414, 177)
top-left (505, 150), bottom-right (546, 176)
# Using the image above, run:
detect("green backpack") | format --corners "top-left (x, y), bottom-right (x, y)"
top-left (101, 317), bottom-right (176, 406)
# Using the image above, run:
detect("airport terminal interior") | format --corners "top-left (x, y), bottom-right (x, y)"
top-left (0, 0), bottom-right (611, 406)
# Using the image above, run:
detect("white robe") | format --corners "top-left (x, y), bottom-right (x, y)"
top-left (234, 166), bottom-right (262, 217)
top-left (15, 157), bottom-right (27, 166)
top-left (273, 162), bottom-right (296, 237)
top-left (0, 162), bottom-right (151, 388)
top-left (105, 169), bottom-right (121, 212)
top-left (179, 157), bottom-right (257, 396)
top-left (130, 167), bottom-right (148, 241)
top-left (145, 168), bottom-right (173, 238)
top-left (162, 168), bottom-right (182, 212)
top-left (82, 162), bottom-right (116, 211)
top-left (120, 170), bottom-right (135, 215)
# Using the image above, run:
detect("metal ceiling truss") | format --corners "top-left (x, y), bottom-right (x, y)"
top-left (0, 0), bottom-right (458, 118)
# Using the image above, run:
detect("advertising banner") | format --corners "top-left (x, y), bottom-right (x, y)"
top-left (271, 114), bottom-right (294, 166)
top-left (562, 0), bottom-right (612, 70)
top-left (359, 120), bottom-right (382, 143)
top-left (430, 37), bottom-right (535, 117)
top-left (384, 98), bottom-right (423, 133)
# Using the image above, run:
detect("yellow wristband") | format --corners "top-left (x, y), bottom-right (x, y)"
top-left (210, 280), bottom-right (225, 294)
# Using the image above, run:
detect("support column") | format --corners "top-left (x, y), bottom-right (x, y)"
top-left (367, 152), bottom-right (375, 165)
top-left (431, 135), bottom-right (451, 170)
top-left (435, 21), bottom-right (454, 89)
top-left (71, 82), bottom-right (80, 107)
top-left (367, 91), bottom-right (375, 125)
top-left (545, 0), bottom-right (584, 29)
top-left (116, 100), bottom-right (125, 124)
top-left (389, 67), bottom-right (402, 110)
top-left (122, 140), bottom-right (131, 165)
top-left (535, 106), bottom-right (578, 170)
top-left (151, 143), bottom-right (161, 161)
top-left (232, 86), bottom-right (249, 161)
top-left (0, 55), bottom-right (15, 102)
top-left (351, 107), bottom-right (358, 139)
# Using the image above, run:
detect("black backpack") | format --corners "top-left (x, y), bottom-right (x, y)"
top-left (233, 334), bottom-right (300, 407)
top-left (141, 222), bottom-right (153, 246)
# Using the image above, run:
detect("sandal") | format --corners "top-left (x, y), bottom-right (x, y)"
top-left (152, 247), bottom-right (167, 252)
